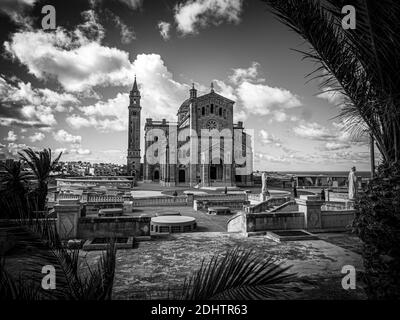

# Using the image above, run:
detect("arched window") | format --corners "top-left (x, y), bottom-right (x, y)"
top-left (219, 108), bottom-right (222, 116)
top-left (210, 104), bottom-right (214, 113)
top-left (202, 107), bottom-right (205, 115)
top-left (154, 136), bottom-right (158, 142)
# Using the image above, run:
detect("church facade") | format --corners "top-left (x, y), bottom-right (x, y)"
top-left (127, 78), bottom-right (253, 187)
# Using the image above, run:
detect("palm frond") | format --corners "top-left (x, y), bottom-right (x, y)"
top-left (179, 247), bottom-right (296, 300)
top-left (262, 0), bottom-right (400, 164)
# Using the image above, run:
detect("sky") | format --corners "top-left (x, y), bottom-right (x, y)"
top-left (0, 0), bottom-right (372, 171)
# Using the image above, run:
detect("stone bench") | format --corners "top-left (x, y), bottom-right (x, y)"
top-left (207, 207), bottom-right (231, 215)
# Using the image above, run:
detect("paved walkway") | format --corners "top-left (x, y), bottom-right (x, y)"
top-left (83, 232), bottom-right (365, 299)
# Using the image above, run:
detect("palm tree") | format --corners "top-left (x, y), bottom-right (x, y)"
top-left (261, 0), bottom-right (400, 298)
top-left (18, 148), bottom-right (62, 212)
top-left (179, 247), bottom-right (296, 300)
top-left (1, 218), bottom-right (117, 300)
top-left (262, 0), bottom-right (400, 164)
top-left (0, 159), bottom-right (30, 195)
top-left (0, 159), bottom-right (31, 218)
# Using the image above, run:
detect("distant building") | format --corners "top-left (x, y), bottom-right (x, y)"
top-left (126, 76), bottom-right (141, 177)
top-left (127, 78), bottom-right (253, 187)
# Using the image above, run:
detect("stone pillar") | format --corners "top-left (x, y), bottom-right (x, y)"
top-left (296, 195), bottom-right (323, 231)
top-left (170, 164), bottom-right (176, 185)
top-left (201, 164), bottom-right (209, 187)
top-left (186, 193), bottom-right (194, 206)
top-left (55, 200), bottom-right (80, 240)
top-left (224, 164), bottom-right (232, 186)
top-left (189, 164), bottom-right (197, 186)
top-left (123, 201), bottom-right (133, 214)
top-left (81, 191), bottom-right (89, 203)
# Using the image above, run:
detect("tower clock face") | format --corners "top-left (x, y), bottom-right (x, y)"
top-left (206, 119), bottom-right (218, 130)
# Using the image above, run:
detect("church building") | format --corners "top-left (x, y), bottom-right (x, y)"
top-left (127, 78), bottom-right (253, 187)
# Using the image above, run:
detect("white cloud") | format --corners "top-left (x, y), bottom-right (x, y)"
top-left (66, 54), bottom-right (188, 132)
top-left (255, 152), bottom-right (290, 164)
top-left (233, 110), bottom-right (247, 122)
top-left (29, 132), bottom-right (45, 142)
top-left (259, 130), bottom-right (281, 146)
top-left (174, 0), bottom-right (243, 35)
top-left (158, 21), bottom-right (171, 40)
top-left (4, 14), bottom-right (134, 92)
top-left (214, 80), bottom-right (237, 101)
top-left (70, 148), bottom-right (91, 155)
top-left (0, 75), bottom-right (78, 128)
top-left (4, 130), bottom-right (17, 142)
top-left (237, 81), bottom-right (302, 116)
top-left (271, 110), bottom-right (288, 122)
top-left (229, 62), bottom-right (264, 84)
top-left (319, 142), bottom-right (351, 151)
top-left (118, 0), bottom-right (143, 10)
top-left (53, 129), bottom-right (82, 144)
top-left (55, 148), bottom-right (68, 155)
top-left (6, 142), bottom-right (30, 156)
top-left (293, 122), bottom-right (336, 141)
top-left (65, 114), bottom-right (96, 130)
top-left (113, 15), bottom-right (136, 44)
top-left (0, 0), bottom-right (36, 26)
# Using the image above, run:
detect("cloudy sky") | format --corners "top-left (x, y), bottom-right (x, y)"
top-left (0, 0), bottom-right (371, 171)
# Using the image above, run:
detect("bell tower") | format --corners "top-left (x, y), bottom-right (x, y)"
top-left (127, 76), bottom-right (141, 177)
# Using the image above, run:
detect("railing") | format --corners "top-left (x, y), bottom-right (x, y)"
top-left (247, 192), bottom-right (289, 203)
top-left (132, 196), bottom-right (188, 207)
top-left (193, 193), bottom-right (247, 201)
top-left (57, 194), bottom-right (81, 201)
top-left (244, 196), bottom-right (291, 213)
top-left (321, 201), bottom-right (355, 211)
top-left (87, 195), bottom-right (124, 203)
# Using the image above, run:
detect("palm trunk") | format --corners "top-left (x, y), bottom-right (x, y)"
top-left (370, 133), bottom-right (375, 178)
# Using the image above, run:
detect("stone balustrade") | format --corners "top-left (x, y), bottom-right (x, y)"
top-left (227, 194), bottom-right (356, 236)
top-left (54, 200), bottom-right (151, 240)
top-left (132, 196), bottom-right (188, 207)
top-left (244, 196), bottom-right (291, 213)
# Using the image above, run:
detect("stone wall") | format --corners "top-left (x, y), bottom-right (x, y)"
top-left (244, 197), bottom-right (291, 213)
top-left (227, 195), bottom-right (356, 235)
top-left (77, 216), bottom-right (151, 239)
top-left (227, 211), bottom-right (305, 235)
top-left (321, 210), bottom-right (355, 230)
top-left (84, 202), bottom-right (123, 215)
top-left (193, 199), bottom-right (250, 211)
top-left (55, 200), bottom-right (151, 240)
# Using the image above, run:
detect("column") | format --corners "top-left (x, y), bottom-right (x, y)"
top-left (55, 200), bottom-right (80, 240)
top-left (296, 196), bottom-right (323, 231)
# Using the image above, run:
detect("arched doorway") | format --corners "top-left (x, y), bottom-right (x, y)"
top-left (178, 169), bottom-right (186, 183)
top-left (153, 169), bottom-right (160, 181)
top-left (210, 159), bottom-right (223, 181)
top-left (210, 166), bottom-right (217, 180)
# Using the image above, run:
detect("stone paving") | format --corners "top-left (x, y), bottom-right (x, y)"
top-left (85, 231), bottom-right (366, 300)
